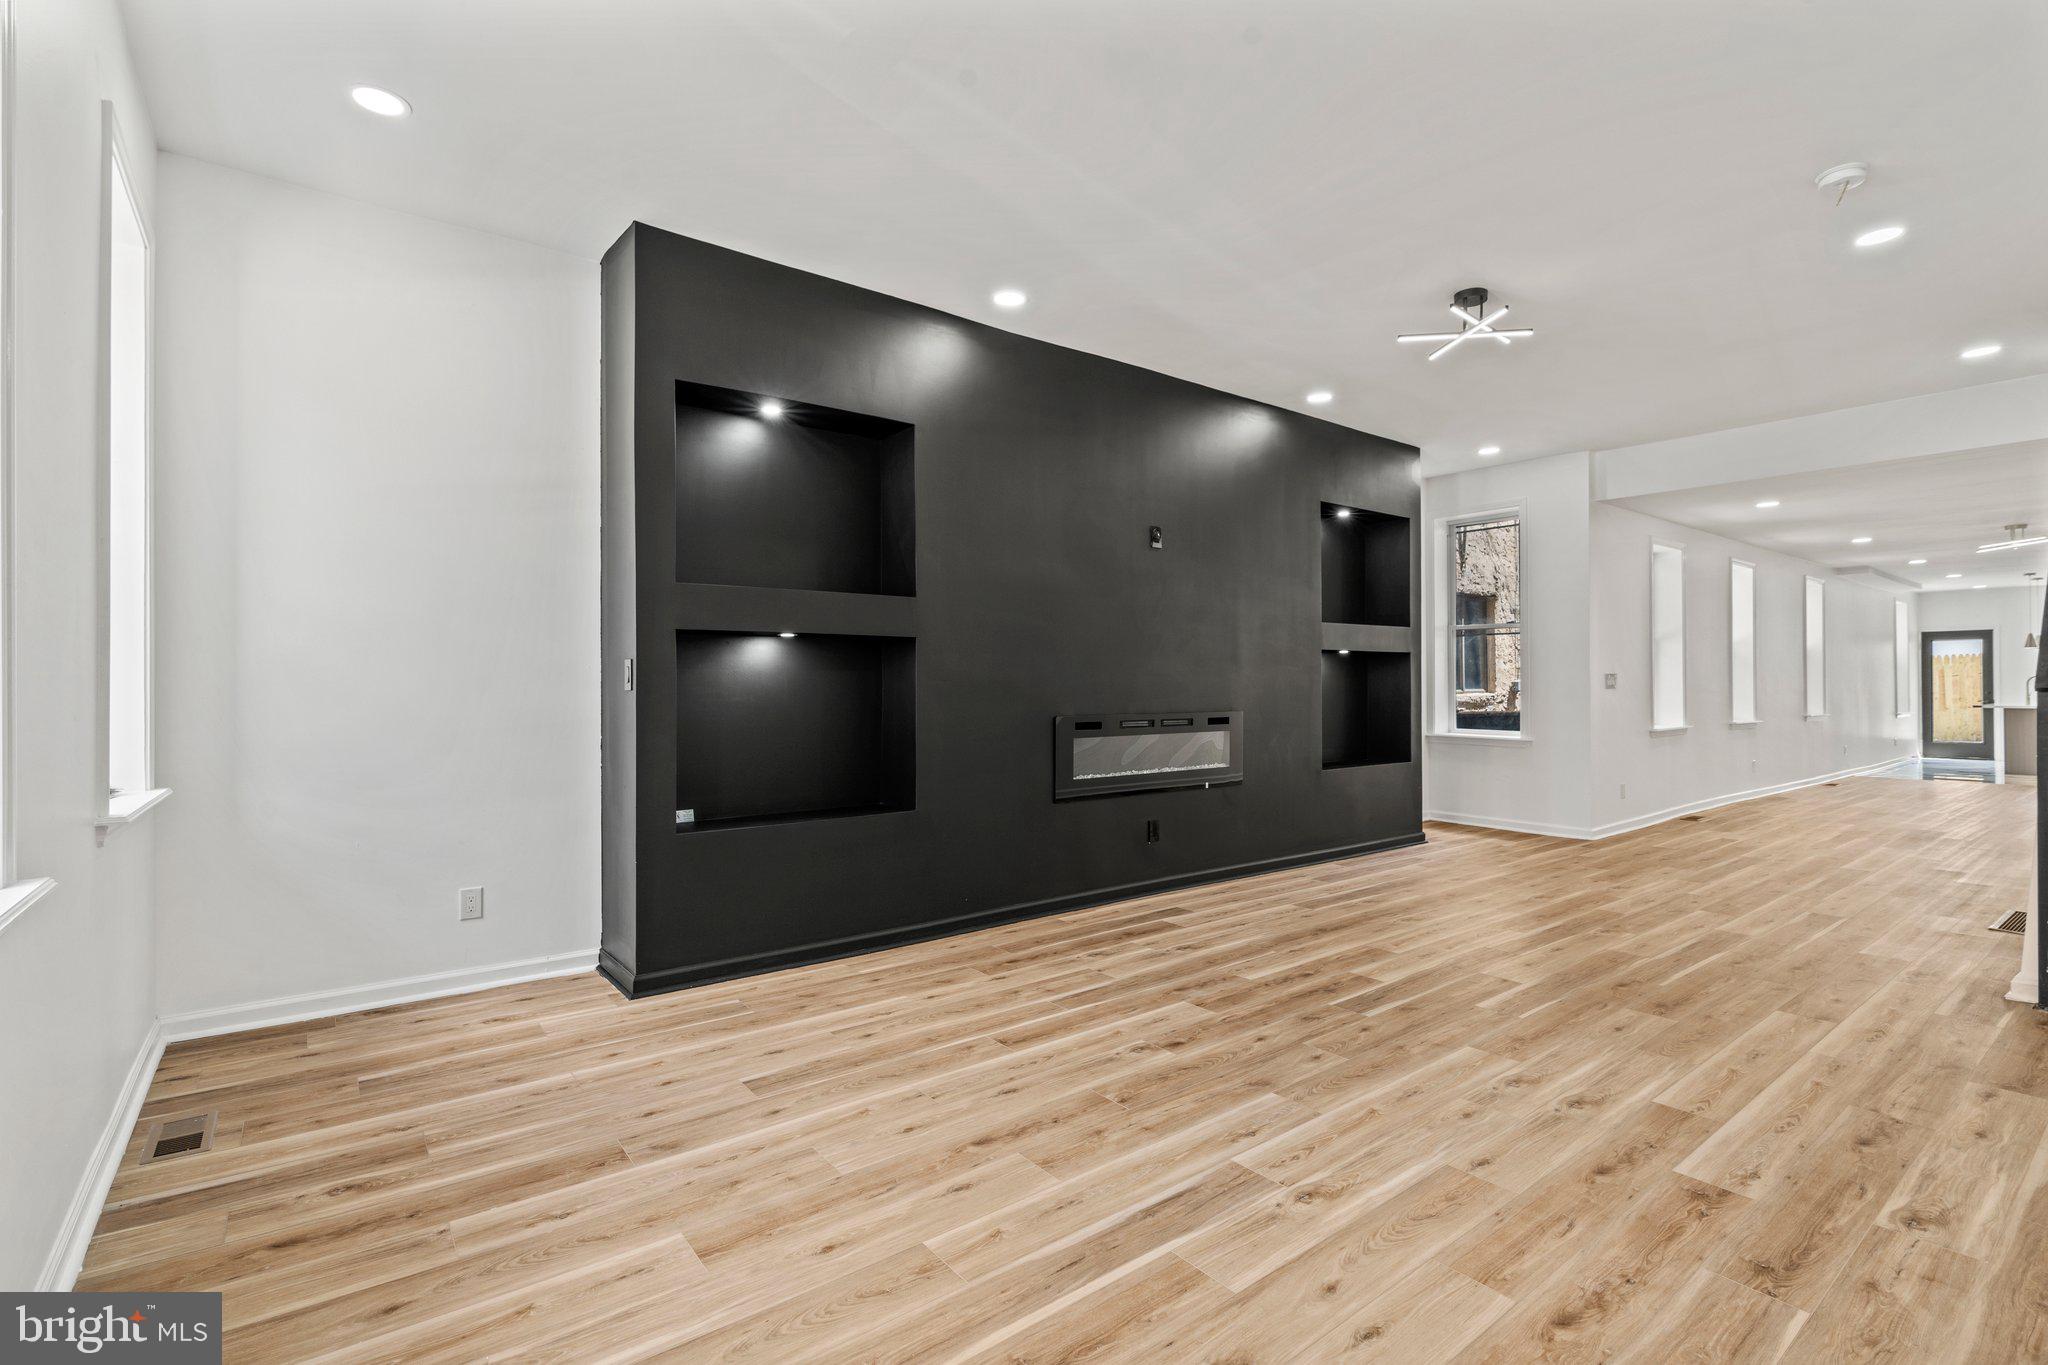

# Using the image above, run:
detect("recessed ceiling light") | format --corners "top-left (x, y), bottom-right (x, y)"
top-left (758, 399), bottom-right (785, 419)
top-left (1946, 572), bottom-right (1963, 579)
top-left (1960, 343), bottom-right (2003, 361)
top-left (350, 86), bottom-right (411, 118)
top-left (1334, 508), bottom-right (1352, 520)
top-left (1907, 558), bottom-right (1927, 566)
top-left (1476, 445), bottom-right (1501, 457)
top-left (778, 631), bottom-right (797, 638)
top-left (1853, 225), bottom-right (1905, 248)
top-left (1973, 584), bottom-right (1988, 589)
top-left (1755, 500), bottom-right (1781, 509)
top-left (1851, 536), bottom-right (1873, 545)
top-left (1304, 390), bottom-right (1334, 405)
top-left (991, 288), bottom-right (1027, 309)
top-left (1337, 649), bottom-right (1351, 656)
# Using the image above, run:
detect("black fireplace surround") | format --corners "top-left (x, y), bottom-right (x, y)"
top-left (600, 223), bottom-right (1421, 997)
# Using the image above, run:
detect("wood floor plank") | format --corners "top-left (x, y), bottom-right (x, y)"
top-left (73, 776), bottom-right (2046, 1362)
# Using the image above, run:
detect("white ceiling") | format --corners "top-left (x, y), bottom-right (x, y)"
top-left (1612, 442), bottom-right (2048, 590)
top-left (120, 0), bottom-right (2048, 460)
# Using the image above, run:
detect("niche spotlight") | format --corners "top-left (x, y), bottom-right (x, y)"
top-left (758, 400), bottom-right (786, 419)
top-left (1334, 508), bottom-right (1352, 520)
top-left (350, 86), bottom-right (411, 118)
top-left (1337, 649), bottom-right (1351, 656)
top-left (777, 632), bottom-right (797, 638)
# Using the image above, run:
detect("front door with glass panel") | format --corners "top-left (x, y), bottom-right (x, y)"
top-left (1922, 630), bottom-right (1994, 760)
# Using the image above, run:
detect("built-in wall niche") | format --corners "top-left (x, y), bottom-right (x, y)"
top-left (1321, 649), bottom-right (1412, 769)
top-left (674, 381), bottom-right (915, 597)
top-left (674, 630), bottom-right (915, 831)
top-left (1320, 502), bottom-right (1410, 628)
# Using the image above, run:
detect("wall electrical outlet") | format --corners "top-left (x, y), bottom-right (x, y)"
top-left (1604, 673), bottom-right (1618, 690)
top-left (459, 886), bottom-right (485, 922)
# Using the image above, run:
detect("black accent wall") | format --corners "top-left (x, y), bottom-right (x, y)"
top-left (602, 223), bottom-right (1421, 997)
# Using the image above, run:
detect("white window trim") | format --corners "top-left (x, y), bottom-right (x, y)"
top-left (0, 0), bottom-right (51, 931)
top-left (1430, 502), bottom-right (1529, 743)
top-left (1804, 574), bottom-right (1828, 719)
top-left (1729, 558), bottom-right (1758, 728)
top-left (1648, 538), bottom-right (1687, 733)
top-left (94, 100), bottom-right (167, 830)
top-left (1893, 598), bottom-right (1912, 718)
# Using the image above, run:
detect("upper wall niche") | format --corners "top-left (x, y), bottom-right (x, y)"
top-left (674, 381), bottom-right (915, 597)
top-left (1321, 502), bottom-right (1409, 627)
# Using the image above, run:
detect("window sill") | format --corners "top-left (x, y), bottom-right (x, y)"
top-left (1649, 724), bottom-right (1690, 735)
top-left (96, 787), bottom-right (171, 844)
top-left (0, 877), bottom-right (56, 938)
top-left (1427, 730), bottom-right (1532, 746)
top-left (1729, 720), bottom-right (1759, 729)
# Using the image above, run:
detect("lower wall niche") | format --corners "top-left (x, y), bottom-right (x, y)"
top-left (674, 630), bottom-right (915, 830)
top-left (1321, 649), bottom-right (1412, 768)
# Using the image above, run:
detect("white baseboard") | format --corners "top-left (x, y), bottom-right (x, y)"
top-left (1421, 809), bottom-right (1598, 840)
top-left (158, 948), bottom-right (600, 1043)
top-left (1584, 759), bottom-right (1908, 839)
top-left (38, 1020), bottom-right (165, 1291)
top-left (1429, 758), bottom-right (1907, 843)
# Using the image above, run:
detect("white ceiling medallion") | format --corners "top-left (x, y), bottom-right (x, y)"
top-left (1396, 286), bottom-right (1536, 361)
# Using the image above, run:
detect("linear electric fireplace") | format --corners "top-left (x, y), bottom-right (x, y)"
top-left (1053, 711), bottom-right (1243, 800)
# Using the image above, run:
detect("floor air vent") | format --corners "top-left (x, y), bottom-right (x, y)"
top-left (141, 1112), bottom-right (217, 1164)
top-left (1991, 911), bottom-right (2027, 936)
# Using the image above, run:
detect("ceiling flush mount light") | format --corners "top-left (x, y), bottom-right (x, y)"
top-left (1476, 445), bottom-right (1501, 457)
top-left (1755, 500), bottom-right (1781, 509)
top-left (758, 399), bottom-right (785, 419)
top-left (1397, 286), bottom-right (1535, 361)
top-left (1979, 522), bottom-right (2048, 553)
top-left (1853, 225), bottom-right (1905, 248)
top-left (350, 85), bottom-right (411, 118)
top-left (1814, 162), bottom-right (1869, 204)
top-left (1960, 343), bottom-right (2003, 361)
top-left (991, 288), bottom-right (1027, 309)
top-left (1304, 390), bottom-right (1334, 405)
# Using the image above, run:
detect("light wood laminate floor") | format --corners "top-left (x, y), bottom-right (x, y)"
top-left (81, 777), bottom-right (2048, 1362)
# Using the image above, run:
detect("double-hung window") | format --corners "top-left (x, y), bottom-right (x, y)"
top-left (1448, 514), bottom-right (1522, 734)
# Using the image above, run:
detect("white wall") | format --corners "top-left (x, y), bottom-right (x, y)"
top-left (1421, 451), bottom-right (1595, 836)
top-left (150, 157), bottom-right (600, 1024)
top-left (1589, 504), bottom-right (1916, 833)
top-left (0, 0), bottom-right (159, 1289)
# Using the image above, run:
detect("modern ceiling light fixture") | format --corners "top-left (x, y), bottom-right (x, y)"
top-left (1853, 225), bottom-right (1905, 248)
top-left (1908, 558), bottom-right (1927, 566)
top-left (1960, 343), bottom-right (2003, 361)
top-left (1755, 500), bottom-right (1781, 509)
top-left (1979, 522), bottom-right (2048, 553)
top-left (1851, 536), bottom-right (1873, 545)
top-left (1814, 162), bottom-right (1869, 204)
top-left (349, 85), bottom-right (411, 118)
top-left (1304, 390), bottom-right (1334, 405)
top-left (990, 288), bottom-right (1027, 309)
top-left (1476, 445), bottom-right (1501, 457)
top-left (1397, 286), bottom-right (1535, 361)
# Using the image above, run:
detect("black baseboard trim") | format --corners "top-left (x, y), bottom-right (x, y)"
top-left (603, 829), bottom-right (1427, 999)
